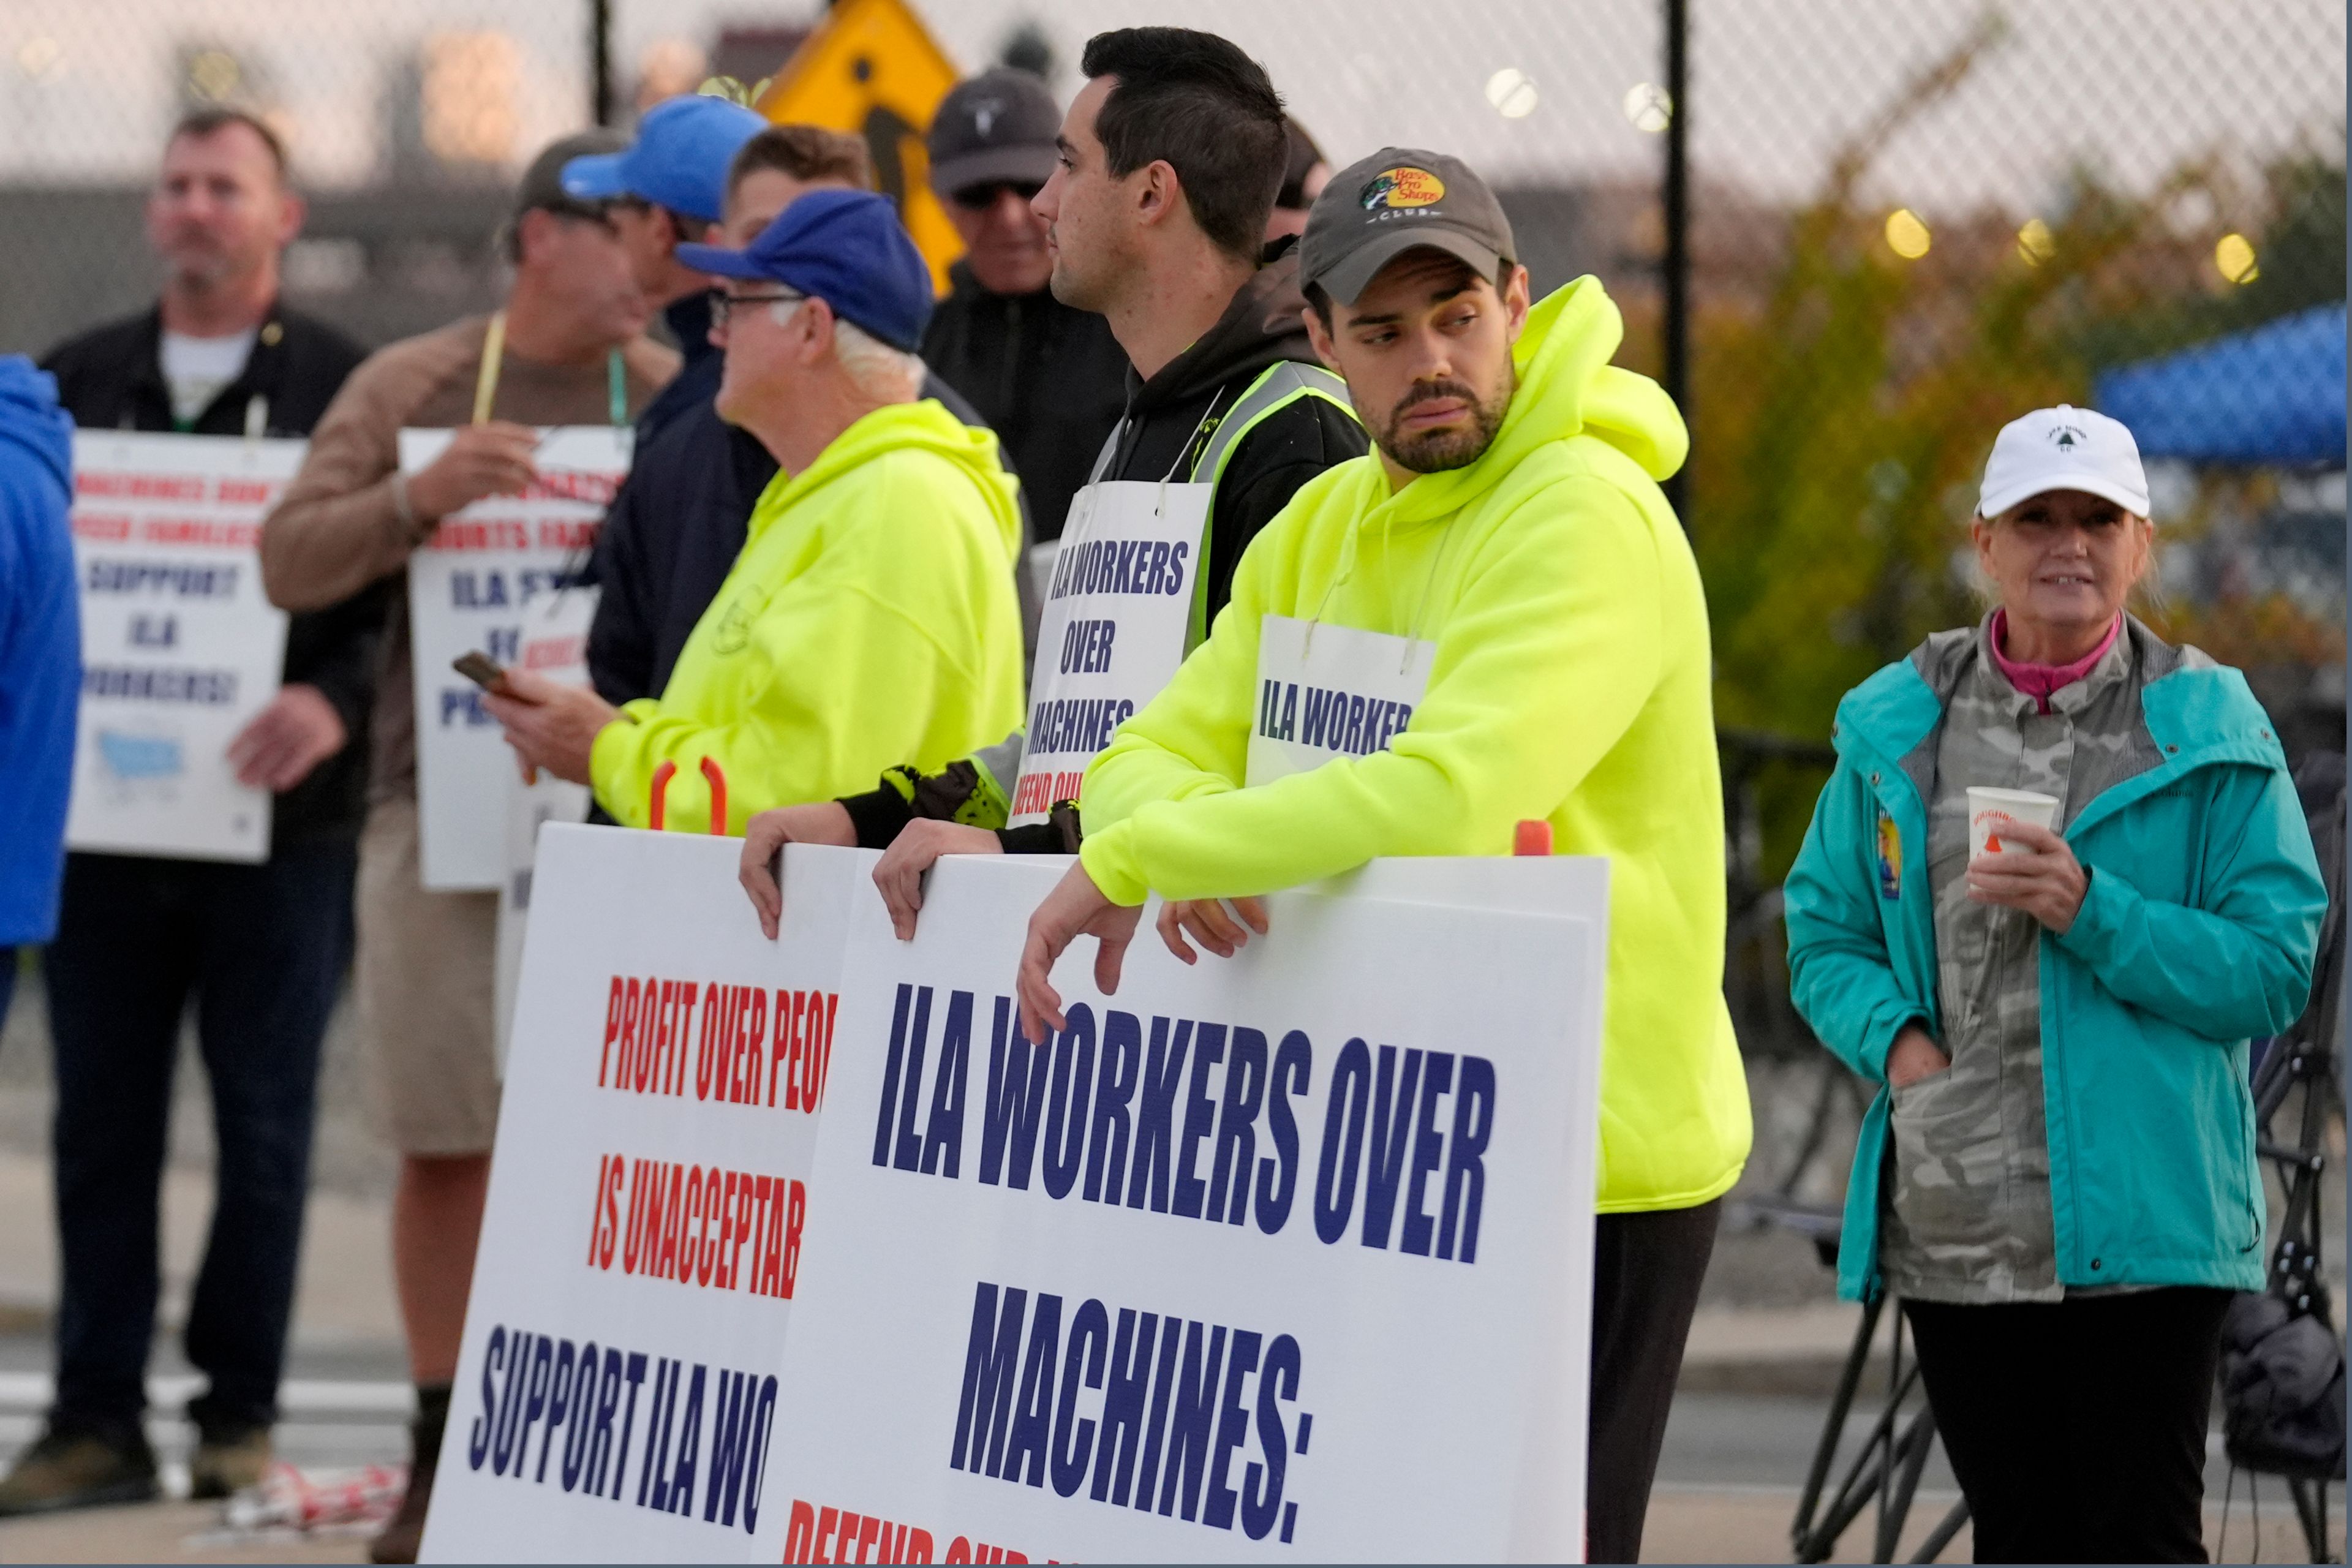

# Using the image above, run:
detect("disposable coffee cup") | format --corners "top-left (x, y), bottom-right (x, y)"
top-left (1967, 786), bottom-right (2059, 859)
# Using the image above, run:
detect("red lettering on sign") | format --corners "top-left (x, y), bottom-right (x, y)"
top-left (521, 635), bottom-right (585, 671)
top-left (783, 1499), bottom-right (970, 1566)
top-left (140, 517), bottom-right (259, 548)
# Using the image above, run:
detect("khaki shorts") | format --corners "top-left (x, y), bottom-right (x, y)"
top-left (357, 795), bottom-right (501, 1155)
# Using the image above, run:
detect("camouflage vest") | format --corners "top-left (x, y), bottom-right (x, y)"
top-left (1880, 613), bottom-right (2164, 1303)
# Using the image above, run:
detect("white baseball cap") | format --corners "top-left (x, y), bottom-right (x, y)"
top-left (1977, 404), bottom-right (2151, 521)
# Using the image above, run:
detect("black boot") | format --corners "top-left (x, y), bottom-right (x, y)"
top-left (368, 1384), bottom-right (450, 1564)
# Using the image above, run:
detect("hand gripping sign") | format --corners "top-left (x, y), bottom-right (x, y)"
top-left (404, 425), bottom-right (627, 890)
top-left (766, 851), bottom-right (1608, 1564)
top-left (421, 827), bottom-right (873, 1563)
top-left (65, 431), bottom-right (298, 862)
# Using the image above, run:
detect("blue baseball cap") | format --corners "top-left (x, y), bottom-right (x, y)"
top-left (676, 189), bottom-right (935, 352)
top-left (561, 94), bottom-right (767, 225)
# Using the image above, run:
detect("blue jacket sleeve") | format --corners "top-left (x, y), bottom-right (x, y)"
top-left (2057, 761), bottom-right (2326, 1042)
top-left (1784, 759), bottom-right (1926, 1084)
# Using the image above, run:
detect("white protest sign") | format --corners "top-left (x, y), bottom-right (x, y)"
top-left (1246, 614), bottom-right (1435, 789)
top-left (404, 426), bottom-right (625, 890)
top-left (767, 851), bottom-right (1607, 1564)
top-left (493, 772), bottom-right (593, 1076)
top-left (422, 826), bottom-right (871, 1564)
top-left (1009, 482), bottom-right (1208, 824)
top-left (64, 431), bottom-right (296, 862)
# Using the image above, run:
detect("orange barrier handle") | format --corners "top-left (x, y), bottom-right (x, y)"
top-left (699, 756), bottom-right (728, 835)
top-left (649, 759), bottom-right (678, 832)
top-left (1513, 819), bottom-right (1553, 856)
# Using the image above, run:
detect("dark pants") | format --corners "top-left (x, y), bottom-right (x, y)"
top-left (1588, 1197), bottom-right (1720, 1562)
top-left (43, 843), bottom-right (355, 1438)
top-left (1904, 1287), bottom-right (2231, 1564)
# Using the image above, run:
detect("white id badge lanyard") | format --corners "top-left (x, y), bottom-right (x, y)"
top-left (1245, 612), bottom-right (1436, 786)
top-left (1009, 475), bottom-right (1211, 824)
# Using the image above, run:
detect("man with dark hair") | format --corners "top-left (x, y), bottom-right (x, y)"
top-left (1, 107), bottom-right (377, 1518)
top-left (920, 69), bottom-right (1128, 571)
top-left (736, 26), bottom-right (1365, 938)
top-left (1069, 26), bottom-right (1287, 260)
top-left (258, 131), bottom-right (676, 1563)
top-left (559, 92), bottom-right (767, 444)
top-left (585, 124), bottom-right (1006, 712)
top-left (1016, 148), bottom-right (1751, 1565)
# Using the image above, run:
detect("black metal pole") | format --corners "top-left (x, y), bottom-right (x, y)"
top-left (590, 0), bottom-right (615, 127)
top-left (1662, 0), bottom-right (1691, 527)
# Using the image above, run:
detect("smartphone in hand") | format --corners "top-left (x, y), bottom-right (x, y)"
top-left (451, 650), bottom-right (514, 697)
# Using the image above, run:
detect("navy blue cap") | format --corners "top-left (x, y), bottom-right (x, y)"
top-left (676, 189), bottom-right (934, 352)
top-left (562, 94), bottom-right (767, 225)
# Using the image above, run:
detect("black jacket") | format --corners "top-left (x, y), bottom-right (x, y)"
top-left (42, 303), bottom-right (380, 848)
top-left (585, 371), bottom-right (1006, 706)
top-left (921, 263), bottom-right (1130, 543)
top-left (1098, 237), bottom-right (1367, 626)
top-left (840, 239), bottom-right (1370, 854)
top-left (634, 290), bottom-right (719, 449)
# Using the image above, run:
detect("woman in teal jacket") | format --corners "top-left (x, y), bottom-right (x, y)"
top-left (1785, 405), bottom-right (2325, 1564)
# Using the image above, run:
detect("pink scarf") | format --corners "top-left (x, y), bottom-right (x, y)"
top-left (1989, 609), bottom-right (2121, 714)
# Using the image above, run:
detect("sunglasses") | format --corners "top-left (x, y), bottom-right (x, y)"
top-left (950, 180), bottom-right (1044, 211)
top-left (710, 288), bottom-right (806, 328)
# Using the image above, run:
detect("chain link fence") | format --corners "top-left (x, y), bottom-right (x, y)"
top-left (6, 0), bottom-right (2337, 721)
top-left (2, 0), bottom-right (2342, 1238)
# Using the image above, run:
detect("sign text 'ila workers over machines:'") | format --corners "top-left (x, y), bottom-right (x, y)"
top-left (769, 853), bottom-right (1609, 1564)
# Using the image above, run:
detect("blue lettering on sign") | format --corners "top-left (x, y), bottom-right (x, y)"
top-left (952, 1278), bottom-right (1308, 1542)
top-left (85, 560), bottom-right (239, 597)
top-left (1259, 680), bottom-right (1411, 758)
top-left (439, 687), bottom-right (499, 728)
top-left (865, 987), bottom-right (1494, 1265)
top-left (1026, 696), bottom-right (1137, 759)
top-left (452, 570), bottom-right (510, 609)
top-left (1058, 617), bottom-right (1120, 674)
top-left (1049, 537), bottom-right (1192, 601)
top-left (83, 665), bottom-right (239, 705)
top-left (461, 1323), bottom-right (777, 1533)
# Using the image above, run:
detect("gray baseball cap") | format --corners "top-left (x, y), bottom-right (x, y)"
top-left (516, 129), bottom-right (630, 221)
top-left (1299, 147), bottom-right (1517, 306)
top-left (928, 70), bottom-right (1060, 200)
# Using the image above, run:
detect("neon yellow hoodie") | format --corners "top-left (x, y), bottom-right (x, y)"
top-left (1079, 279), bottom-right (1751, 1213)
top-left (591, 399), bottom-right (1025, 834)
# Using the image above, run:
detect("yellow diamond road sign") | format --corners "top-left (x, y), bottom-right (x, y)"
top-left (757, 0), bottom-right (965, 296)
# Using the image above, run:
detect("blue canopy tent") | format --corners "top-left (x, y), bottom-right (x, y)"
top-left (2095, 302), bottom-right (2347, 467)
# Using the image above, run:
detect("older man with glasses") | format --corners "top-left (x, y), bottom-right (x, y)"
top-left (486, 189), bottom-right (1025, 850)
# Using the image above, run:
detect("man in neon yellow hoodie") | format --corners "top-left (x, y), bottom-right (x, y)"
top-left (488, 189), bottom-right (1024, 831)
top-left (1014, 149), bottom-right (1751, 1563)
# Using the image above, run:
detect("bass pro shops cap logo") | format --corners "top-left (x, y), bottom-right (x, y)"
top-left (1359, 166), bottom-right (1446, 213)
